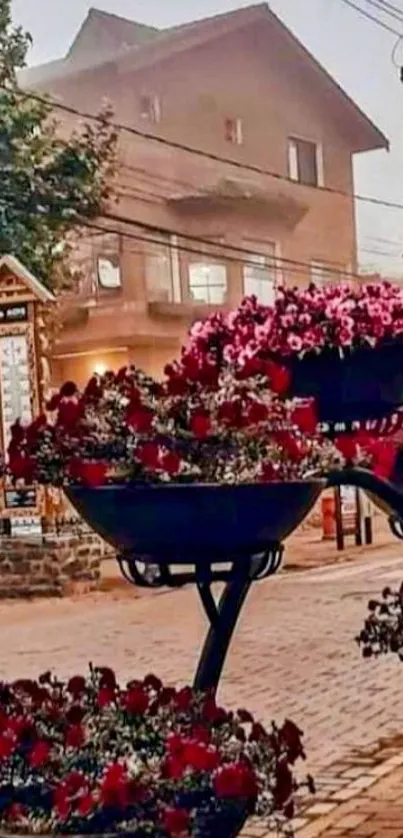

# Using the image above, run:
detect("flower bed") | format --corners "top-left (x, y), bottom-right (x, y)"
top-left (0, 668), bottom-right (312, 836)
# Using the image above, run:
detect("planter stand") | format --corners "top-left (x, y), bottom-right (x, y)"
top-left (119, 546), bottom-right (283, 692)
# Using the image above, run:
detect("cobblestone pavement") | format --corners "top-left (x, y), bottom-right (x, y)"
top-left (2, 551), bottom-right (403, 834)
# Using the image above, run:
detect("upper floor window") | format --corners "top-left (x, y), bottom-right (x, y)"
top-left (145, 234), bottom-right (181, 303)
top-left (140, 94), bottom-right (160, 123)
top-left (189, 262), bottom-right (227, 305)
top-left (97, 256), bottom-right (122, 290)
top-left (310, 260), bottom-right (345, 287)
top-left (288, 137), bottom-right (323, 187)
top-left (243, 249), bottom-right (276, 306)
top-left (225, 117), bottom-right (243, 145)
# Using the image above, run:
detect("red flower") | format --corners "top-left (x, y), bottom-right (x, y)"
top-left (60, 381), bottom-right (78, 398)
top-left (274, 759), bottom-right (293, 809)
top-left (97, 667), bottom-right (117, 689)
top-left (126, 407), bottom-right (154, 433)
top-left (124, 687), bottom-right (149, 715)
top-left (77, 792), bottom-right (96, 817)
top-left (67, 675), bottom-right (86, 697)
top-left (5, 803), bottom-right (26, 822)
top-left (75, 461), bottom-right (107, 487)
top-left (246, 401), bottom-right (269, 425)
top-left (267, 362), bottom-right (291, 395)
top-left (0, 734), bottom-right (15, 760)
top-left (98, 687), bottom-right (115, 708)
top-left (291, 403), bottom-right (317, 435)
top-left (136, 442), bottom-right (161, 471)
top-left (162, 807), bottom-right (190, 835)
top-left (214, 762), bottom-right (258, 799)
top-left (160, 450), bottom-right (181, 475)
top-left (370, 440), bottom-right (397, 479)
top-left (335, 434), bottom-right (358, 461)
top-left (56, 399), bottom-right (82, 430)
top-left (100, 763), bottom-right (133, 808)
top-left (174, 686), bottom-right (193, 713)
top-left (190, 412), bottom-right (212, 439)
top-left (143, 673), bottom-right (162, 692)
top-left (9, 420), bottom-right (25, 445)
top-left (29, 739), bottom-right (51, 768)
top-left (84, 376), bottom-right (103, 402)
top-left (8, 453), bottom-right (35, 482)
top-left (182, 741), bottom-right (220, 773)
top-left (65, 724), bottom-right (86, 749)
top-left (279, 720), bottom-right (305, 764)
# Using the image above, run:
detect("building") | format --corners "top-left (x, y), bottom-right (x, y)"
top-left (23, 3), bottom-right (388, 385)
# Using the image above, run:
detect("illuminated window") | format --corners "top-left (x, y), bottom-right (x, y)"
top-left (243, 247), bottom-right (276, 305)
top-left (189, 262), bottom-right (227, 304)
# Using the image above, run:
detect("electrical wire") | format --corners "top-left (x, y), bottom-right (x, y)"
top-left (359, 0), bottom-right (403, 23)
top-left (338, 0), bottom-right (403, 33)
top-left (3, 83), bottom-right (398, 217)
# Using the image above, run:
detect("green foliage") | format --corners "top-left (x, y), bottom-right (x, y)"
top-left (0, 0), bottom-right (116, 289)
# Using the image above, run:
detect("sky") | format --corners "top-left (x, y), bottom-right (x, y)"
top-left (10, 0), bottom-right (403, 277)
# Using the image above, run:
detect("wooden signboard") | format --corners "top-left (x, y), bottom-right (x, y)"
top-left (0, 255), bottom-right (55, 524)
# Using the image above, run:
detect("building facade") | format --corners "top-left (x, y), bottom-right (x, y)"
top-left (23, 3), bottom-right (388, 385)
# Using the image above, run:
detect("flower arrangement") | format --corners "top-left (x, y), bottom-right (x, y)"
top-left (6, 364), bottom-right (361, 488)
top-left (357, 585), bottom-right (403, 660)
top-left (178, 283), bottom-right (403, 381)
top-left (0, 667), bottom-right (313, 836)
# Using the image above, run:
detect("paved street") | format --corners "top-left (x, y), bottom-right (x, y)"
top-left (2, 550), bottom-right (403, 784)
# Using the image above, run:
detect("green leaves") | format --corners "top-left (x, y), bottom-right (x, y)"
top-left (0, 0), bottom-right (116, 289)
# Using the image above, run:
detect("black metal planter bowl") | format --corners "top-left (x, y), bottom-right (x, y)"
top-left (65, 480), bottom-right (323, 564)
top-left (287, 341), bottom-right (403, 424)
top-left (326, 466), bottom-right (403, 540)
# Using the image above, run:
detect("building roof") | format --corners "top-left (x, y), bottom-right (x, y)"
top-left (0, 255), bottom-right (56, 303)
top-left (22, 3), bottom-right (388, 153)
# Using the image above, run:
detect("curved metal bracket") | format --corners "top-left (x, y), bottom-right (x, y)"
top-left (327, 467), bottom-right (403, 519)
top-left (389, 515), bottom-right (403, 540)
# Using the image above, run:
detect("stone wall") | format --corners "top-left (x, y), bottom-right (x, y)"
top-left (0, 534), bottom-right (102, 598)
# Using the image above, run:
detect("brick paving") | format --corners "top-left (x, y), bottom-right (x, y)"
top-left (2, 546), bottom-right (403, 834)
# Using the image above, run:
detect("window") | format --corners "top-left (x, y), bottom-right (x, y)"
top-left (97, 256), bottom-right (121, 290)
top-left (243, 250), bottom-right (276, 305)
top-left (310, 260), bottom-right (345, 287)
top-left (288, 138), bottom-right (322, 187)
top-left (188, 262), bottom-right (227, 305)
top-left (145, 235), bottom-right (181, 303)
top-left (140, 94), bottom-right (160, 123)
top-left (225, 117), bottom-right (243, 145)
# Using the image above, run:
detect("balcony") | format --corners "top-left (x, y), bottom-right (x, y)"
top-left (167, 177), bottom-right (309, 230)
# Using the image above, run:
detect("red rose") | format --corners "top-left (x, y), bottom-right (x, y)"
top-left (9, 420), bottom-right (25, 445)
top-left (273, 759), bottom-right (293, 808)
top-left (335, 434), bottom-right (358, 461)
top-left (126, 407), bottom-right (154, 433)
top-left (190, 412), bottom-right (212, 439)
top-left (98, 686), bottom-right (115, 708)
top-left (97, 667), bottom-right (117, 689)
top-left (124, 687), bottom-right (149, 715)
top-left (246, 401), bottom-right (269, 425)
top-left (371, 440), bottom-right (397, 479)
top-left (67, 675), bottom-right (86, 697)
top-left (160, 450), bottom-right (181, 475)
top-left (5, 803), bottom-right (26, 822)
top-left (60, 381), bottom-right (77, 398)
top-left (279, 719), bottom-right (305, 764)
top-left (136, 442), bottom-right (161, 471)
top-left (77, 461), bottom-right (107, 488)
top-left (214, 762), bottom-right (258, 799)
top-left (267, 362), bottom-right (291, 395)
top-left (163, 755), bottom-right (186, 780)
top-left (77, 792), bottom-right (96, 817)
top-left (237, 708), bottom-right (254, 724)
top-left (143, 673), bottom-right (162, 692)
top-left (291, 403), bottom-right (317, 435)
top-left (174, 686), bottom-right (193, 713)
top-left (8, 453), bottom-right (35, 483)
top-left (100, 763), bottom-right (131, 808)
top-left (65, 724), bottom-right (86, 749)
top-left (0, 734), bottom-right (15, 760)
top-left (182, 741), bottom-right (220, 773)
top-left (162, 807), bottom-right (190, 836)
top-left (56, 399), bottom-right (82, 430)
top-left (29, 739), bottom-right (51, 767)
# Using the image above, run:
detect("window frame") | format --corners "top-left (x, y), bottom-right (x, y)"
top-left (287, 136), bottom-right (324, 187)
top-left (188, 260), bottom-right (228, 306)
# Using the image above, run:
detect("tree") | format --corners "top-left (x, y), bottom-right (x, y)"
top-left (0, 0), bottom-right (116, 289)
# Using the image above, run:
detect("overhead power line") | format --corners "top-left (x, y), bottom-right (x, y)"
top-left (3, 83), bottom-right (398, 217)
top-left (338, 0), bottom-right (403, 34)
top-left (360, 0), bottom-right (403, 24)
